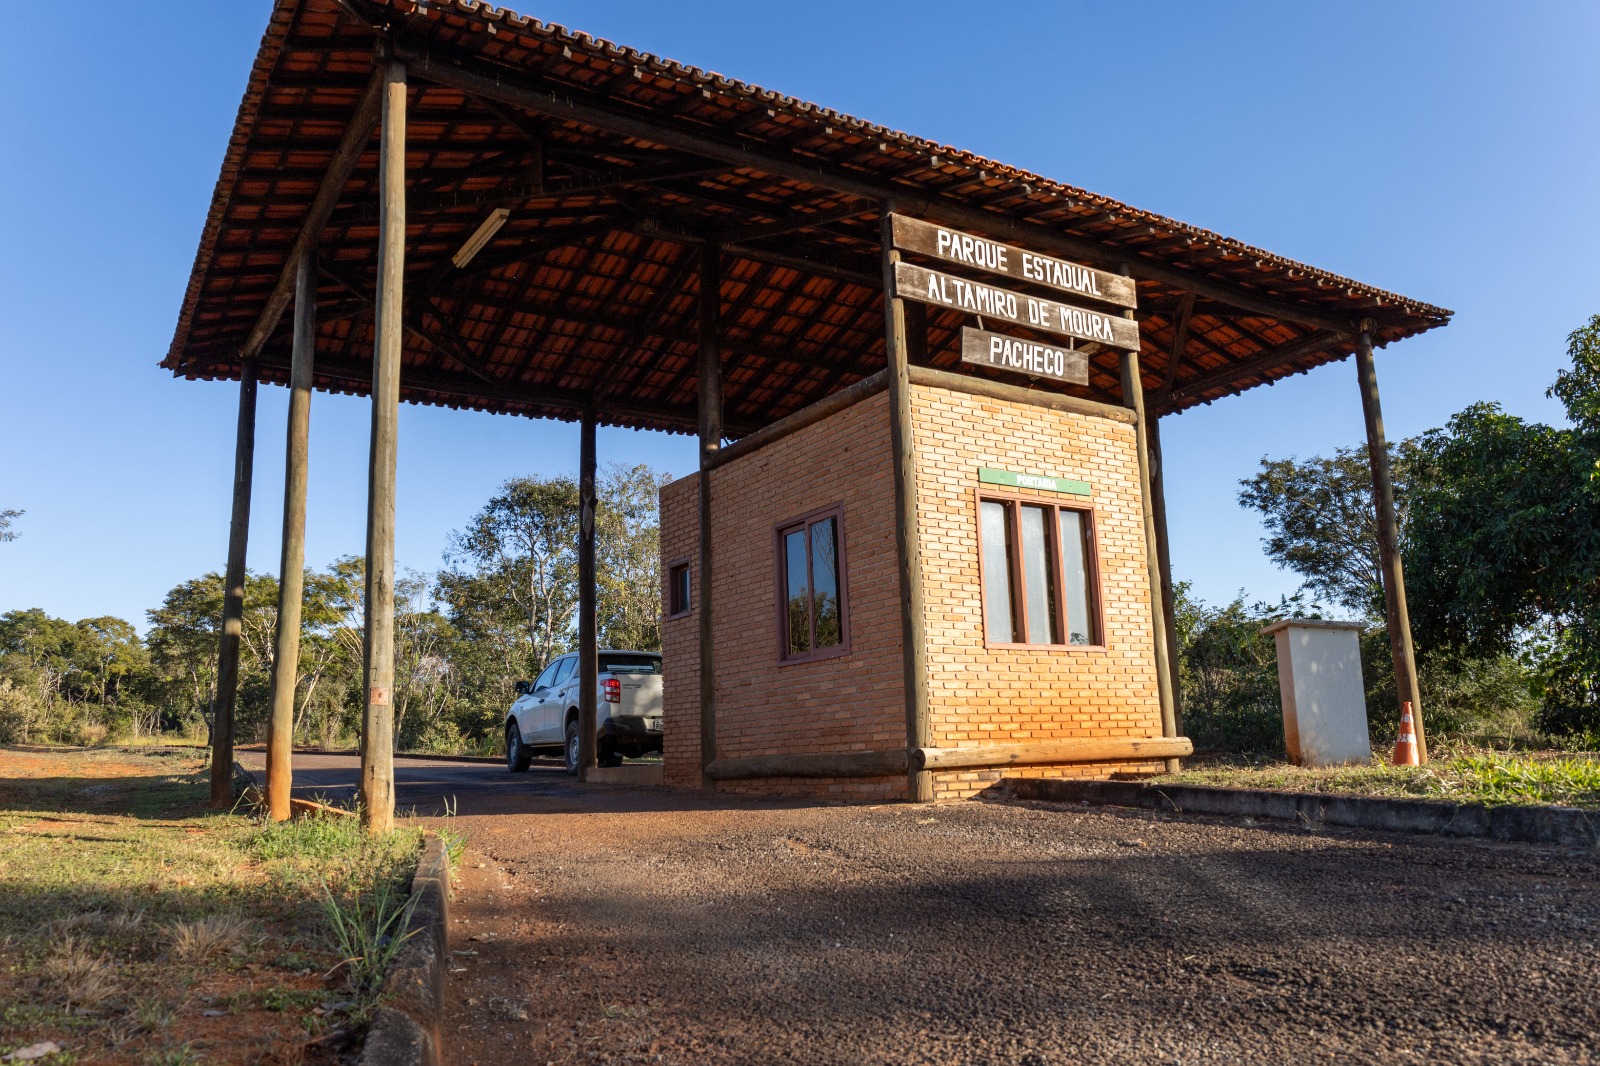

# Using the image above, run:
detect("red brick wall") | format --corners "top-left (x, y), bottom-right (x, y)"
top-left (659, 392), bottom-right (906, 799)
top-left (911, 383), bottom-right (1164, 800)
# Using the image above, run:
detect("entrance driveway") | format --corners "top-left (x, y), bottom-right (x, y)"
top-left (246, 753), bottom-right (1600, 1064)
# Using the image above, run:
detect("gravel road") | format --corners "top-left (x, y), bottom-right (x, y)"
top-left (249, 754), bottom-right (1600, 1064)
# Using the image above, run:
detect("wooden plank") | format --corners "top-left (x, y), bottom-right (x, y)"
top-left (882, 209), bottom-right (932, 804)
top-left (208, 367), bottom-right (257, 808)
top-left (360, 59), bottom-right (406, 836)
top-left (907, 364), bottom-right (1136, 425)
top-left (960, 327), bottom-right (1089, 386)
top-left (1147, 417), bottom-right (1184, 740)
top-left (891, 214), bottom-right (1136, 309)
top-left (706, 749), bottom-right (909, 780)
top-left (894, 261), bottom-right (1140, 351)
top-left (914, 736), bottom-right (1193, 771)
top-left (1356, 327), bottom-right (1427, 762)
top-left (265, 252), bottom-right (316, 823)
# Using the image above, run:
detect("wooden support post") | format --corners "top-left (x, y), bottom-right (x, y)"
top-left (265, 253), bottom-right (317, 821)
top-left (209, 364), bottom-right (258, 808)
top-left (360, 58), bottom-right (406, 834)
top-left (1355, 325), bottom-right (1427, 762)
top-left (1118, 277), bottom-right (1179, 773)
top-left (882, 208), bottom-right (932, 803)
top-left (1147, 415), bottom-right (1184, 738)
top-left (577, 411), bottom-right (599, 780)
top-left (697, 242), bottom-right (722, 790)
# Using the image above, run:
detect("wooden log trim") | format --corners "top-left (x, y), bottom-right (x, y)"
top-left (704, 368), bottom-right (890, 471)
top-left (906, 365), bottom-right (1136, 425)
top-left (914, 737), bottom-right (1193, 772)
top-left (706, 749), bottom-right (909, 780)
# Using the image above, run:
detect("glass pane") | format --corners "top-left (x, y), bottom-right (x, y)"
top-left (599, 653), bottom-right (662, 675)
top-left (671, 564), bottom-right (690, 614)
top-left (811, 518), bottom-right (842, 648)
top-left (980, 501), bottom-right (1017, 643)
top-left (1060, 509), bottom-right (1095, 645)
top-left (552, 657), bottom-right (577, 685)
top-left (784, 528), bottom-right (810, 655)
top-left (1019, 505), bottom-right (1059, 644)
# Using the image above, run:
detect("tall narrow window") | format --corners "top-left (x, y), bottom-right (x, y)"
top-left (667, 561), bottom-right (692, 618)
top-left (978, 494), bottom-right (1101, 647)
top-left (777, 507), bottom-right (849, 661)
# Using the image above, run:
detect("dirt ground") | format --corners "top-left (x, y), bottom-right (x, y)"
top-left (259, 753), bottom-right (1600, 1065)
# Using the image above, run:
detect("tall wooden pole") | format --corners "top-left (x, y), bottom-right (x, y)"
top-left (1147, 416), bottom-right (1184, 738)
top-left (264, 253), bottom-right (317, 821)
top-left (882, 209), bottom-right (931, 803)
top-left (360, 58), bottom-right (406, 834)
top-left (209, 364), bottom-right (258, 807)
top-left (577, 411), bottom-right (599, 780)
top-left (1118, 285), bottom-right (1179, 773)
top-left (1355, 324), bottom-right (1427, 762)
top-left (697, 243), bottom-right (722, 790)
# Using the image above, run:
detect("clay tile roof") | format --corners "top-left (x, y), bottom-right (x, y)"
top-left (165, 0), bottom-right (1450, 434)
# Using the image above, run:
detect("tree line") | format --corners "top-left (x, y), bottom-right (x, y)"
top-left (1179, 315), bottom-right (1600, 752)
top-left (0, 464), bottom-right (668, 752)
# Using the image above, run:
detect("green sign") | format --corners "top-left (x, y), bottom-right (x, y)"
top-left (978, 467), bottom-right (1091, 496)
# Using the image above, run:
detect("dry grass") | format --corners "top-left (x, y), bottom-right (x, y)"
top-left (168, 912), bottom-right (252, 965)
top-left (41, 935), bottom-right (122, 1009)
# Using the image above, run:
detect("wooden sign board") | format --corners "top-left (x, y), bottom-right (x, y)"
top-left (961, 327), bottom-right (1088, 386)
top-left (891, 214), bottom-right (1137, 310)
top-left (978, 467), bottom-right (1091, 496)
top-left (893, 261), bottom-right (1141, 351)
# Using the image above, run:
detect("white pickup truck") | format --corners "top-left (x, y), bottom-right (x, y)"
top-left (505, 650), bottom-right (664, 775)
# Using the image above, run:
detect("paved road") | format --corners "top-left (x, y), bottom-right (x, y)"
top-left (247, 753), bottom-right (1600, 1065)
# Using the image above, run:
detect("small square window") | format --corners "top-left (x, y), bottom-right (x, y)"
top-left (667, 561), bottom-right (692, 619)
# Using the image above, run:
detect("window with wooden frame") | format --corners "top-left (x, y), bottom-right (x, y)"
top-left (667, 560), bottom-right (692, 619)
top-left (776, 505), bottom-right (849, 663)
top-left (978, 493), bottom-right (1102, 648)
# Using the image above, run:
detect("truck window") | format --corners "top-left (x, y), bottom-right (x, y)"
top-left (599, 654), bottom-right (662, 675)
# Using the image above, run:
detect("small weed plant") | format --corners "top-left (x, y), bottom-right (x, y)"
top-left (319, 874), bottom-right (420, 1015)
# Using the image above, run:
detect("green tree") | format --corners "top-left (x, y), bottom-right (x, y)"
top-left (597, 463), bottom-right (670, 651)
top-left (1405, 315), bottom-right (1600, 735)
top-left (0, 509), bottom-right (21, 543)
top-left (145, 571), bottom-right (279, 740)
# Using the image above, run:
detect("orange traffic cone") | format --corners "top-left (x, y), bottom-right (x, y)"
top-left (1392, 701), bottom-right (1420, 767)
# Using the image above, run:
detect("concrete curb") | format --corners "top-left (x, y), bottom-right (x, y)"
top-left (1007, 777), bottom-right (1600, 847)
top-left (361, 835), bottom-right (451, 1066)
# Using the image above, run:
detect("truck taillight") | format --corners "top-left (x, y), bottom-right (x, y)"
top-left (603, 678), bottom-right (621, 703)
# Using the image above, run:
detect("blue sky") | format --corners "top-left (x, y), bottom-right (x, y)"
top-left (2, 1), bottom-right (1597, 629)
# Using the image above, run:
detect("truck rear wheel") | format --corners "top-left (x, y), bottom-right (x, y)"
top-left (506, 722), bottom-right (532, 773)
top-left (564, 720), bottom-right (580, 777)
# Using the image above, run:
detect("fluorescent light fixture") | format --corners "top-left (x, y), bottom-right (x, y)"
top-left (452, 207), bottom-right (511, 268)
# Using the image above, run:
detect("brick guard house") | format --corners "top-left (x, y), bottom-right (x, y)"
top-left (164, 0), bottom-right (1450, 819)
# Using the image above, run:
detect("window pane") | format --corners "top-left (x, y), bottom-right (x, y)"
top-left (811, 517), bottom-right (842, 648)
top-left (670, 564), bottom-right (690, 615)
top-left (980, 501), bottom-right (1017, 643)
top-left (1059, 509), bottom-right (1095, 645)
top-left (599, 653), bottom-right (662, 675)
top-left (552, 657), bottom-right (576, 685)
top-left (1019, 504), bottom-right (1059, 644)
top-left (784, 528), bottom-right (810, 655)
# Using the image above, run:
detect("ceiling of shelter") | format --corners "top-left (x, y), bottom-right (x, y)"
top-left (165, 0), bottom-right (1452, 436)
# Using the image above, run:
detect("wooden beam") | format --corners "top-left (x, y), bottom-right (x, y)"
top-left (237, 69), bottom-right (384, 365)
top-left (1356, 326), bottom-right (1427, 762)
top-left (720, 202), bottom-right (874, 245)
top-left (1147, 416), bottom-right (1183, 739)
top-left (706, 749), bottom-right (909, 780)
top-left (1118, 271), bottom-right (1180, 774)
top-left (697, 242), bottom-right (722, 790)
top-left (1157, 292), bottom-right (1196, 396)
top-left (209, 365), bottom-right (258, 808)
top-left (914, 736), bottom-right (1192, 771)
top-left (402, 47), bottom-right (1366, 335)
top-left (265, 253), bottom-right (316, 822)
top-left (360, 58), bottom-right (406, 836)
top-left (706, 369), bottom-right (890, 472)
top-left (577, 412), bottom-right (599, 780)
top-left (882, 208), bottom-right (932, 803)
top-left (1162, 329), bottom-right (1347, 407)
top-left (906, 364), bottom-right (1136, 425)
